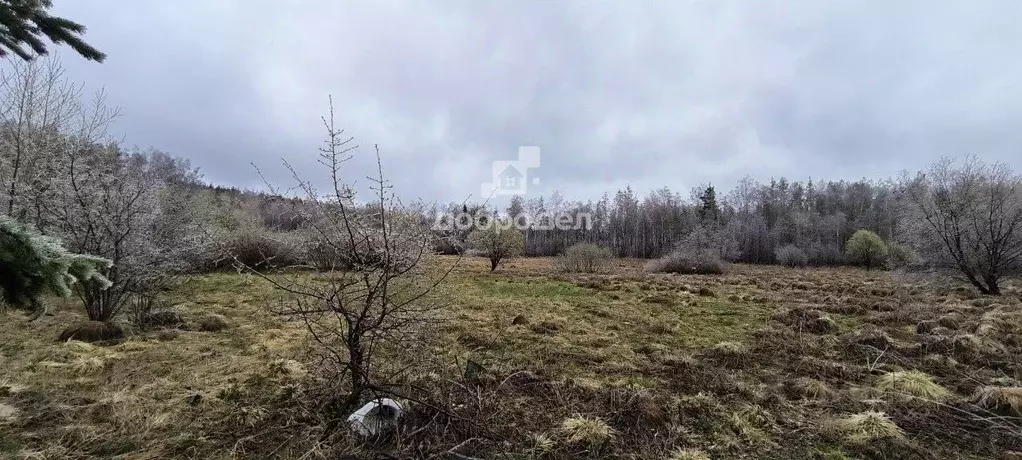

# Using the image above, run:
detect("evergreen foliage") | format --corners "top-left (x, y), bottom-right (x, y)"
top-left (0, 0), bottom-right (105, 61)
top-left (698, 185), bottom-right (718, 222)
top-left (0, 215), bottom-right (111, 312)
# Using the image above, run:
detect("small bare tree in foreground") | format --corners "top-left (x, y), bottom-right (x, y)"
top-left (225, 99), bottom-right (455, 417)
top-left (903, 156), bottom-right (1022, 295)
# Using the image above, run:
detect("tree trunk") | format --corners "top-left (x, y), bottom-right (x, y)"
top-left (489, 257), bottom-right (498, 271)
top-left (344, 332), bottom-right (367, 412)
top-left (984, 274), bottom-right (1001, 296)
top-left (962, 268), bottom-right (993, 295)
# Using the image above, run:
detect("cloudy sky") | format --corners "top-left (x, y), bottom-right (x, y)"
top-left (46, 0), bottom-right (1022, 205)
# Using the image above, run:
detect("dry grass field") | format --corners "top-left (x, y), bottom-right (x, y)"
top-left (2, 256), bottom-right (1022, 459)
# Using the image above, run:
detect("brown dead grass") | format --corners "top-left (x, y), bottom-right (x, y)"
top-left (974, 386), bottom-right (1022, 415)
top-left (1, 258), bottom-right (1021, 458)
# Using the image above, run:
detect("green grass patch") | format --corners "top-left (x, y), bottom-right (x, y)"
top-left (468, 277), bottom-right (591, 298)
top-left (670, 298), bottom-right (772, 347)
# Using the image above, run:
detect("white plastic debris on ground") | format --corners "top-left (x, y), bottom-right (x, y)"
top-left (347, 398), bottom-right (403, 436)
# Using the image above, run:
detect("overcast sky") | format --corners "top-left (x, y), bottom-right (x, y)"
top-left (45, 0), bottom-right (1022, 205)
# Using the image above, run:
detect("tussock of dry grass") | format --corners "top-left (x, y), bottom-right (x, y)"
top-left (833, 411), bottom-right (905, 445)
top-left (667, 447), bottom-right (711, 460)
top-left (0, 403), bottom-right (18, 422)
top-left (530, 432), bottom-right (556, 453)
top-left (844, 326), bottom-right (893, 350)
top-left (975, 306), bottom-right (1022, 336)
top-left (197, 313), bottom-right (230, 332)
top-left (63, 340), bottom-right (96, 353)
top-left (705, 341), bottom-right (749, 367)
top-left (725, 404), bottom-right (776, 447)
top-left (974, 386), bottom-right (1022, 415)
top-left (268, 358), bottom-right (308, 377)
top-left (69, 356), bottom-right (108, 375)
top-left (559, 415), bottom-right (614, 445)
top-left (916, 319), bottom-right (938, 334)
top-left (776, 307), bottom-right (836, 333)
top-left (875, 370), bottom-right (951, 401)
top-left (785, 377), bottom-right (835, 401)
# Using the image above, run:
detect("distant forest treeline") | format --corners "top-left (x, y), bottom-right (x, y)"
top-left (197, 174), bottom-right (902, 266)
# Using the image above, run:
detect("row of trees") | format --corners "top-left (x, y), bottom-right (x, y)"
top-left (439, 178), bottom-right (900, 264)
top-left (435, 165), bottom-right (1020, 294)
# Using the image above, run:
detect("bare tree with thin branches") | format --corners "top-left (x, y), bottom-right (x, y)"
top-left (902, 156), bottom-right (1022, 295)
top-left (218, 98), bottom-right (457, 420)
top-left (0, 57), bottom-right (86, 224)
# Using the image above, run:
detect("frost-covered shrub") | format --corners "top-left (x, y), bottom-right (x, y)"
top-left (775, 244), bottom-right (809, 267)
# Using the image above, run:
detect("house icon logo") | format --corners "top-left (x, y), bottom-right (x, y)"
top-left (481, 146), bottom-right (540, 196)
top-left (498, 164), bottom-right (524, 189)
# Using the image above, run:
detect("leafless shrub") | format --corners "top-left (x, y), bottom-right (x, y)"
top-left (303, 230), bottom-right (350, 271)
top-left (557, 243), bottom-right (614, 273)
top-left (223, 227), bottom-right (304, 271)
top-left (466, 220), bottom-right (525, 271)
top-left (51, 147), bottom-right (200, 321)
top-left (646, 249), bottom-right (726, 275)
top-left (774, 244), bottom-right (809, 267)
top-left (806, 242), bottom-right (845, 266)
top-left (974, 386), bottom-right (1022, 415)
top-left (647, 224), bottom-right (733, 274)
top-left (886, 242), bottom-right (922, 269)
top-left (126, 285), bottom-right (161, 328)
top-left (125, 273), bottom-right (183, 330)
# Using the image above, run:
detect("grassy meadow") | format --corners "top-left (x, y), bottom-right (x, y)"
top-left (2, 256), bottom-right (1022, 459)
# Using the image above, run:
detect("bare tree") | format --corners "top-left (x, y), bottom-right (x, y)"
top-left (45, 146), bottom-right (167, 320)
top-left (221, 98), bottom-right (455, 416)
top-left (0, 57), bottom-right (84, 224)
top-left (19, 83), bottom-right (195, 321)
top-left (903, 156), bottom-right (1022, 295)
top-left (467, 219), bottom-right (524, 271)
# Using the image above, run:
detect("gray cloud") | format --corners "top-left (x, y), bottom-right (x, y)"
top-left (46, 0), bottom-right (1022, 205)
